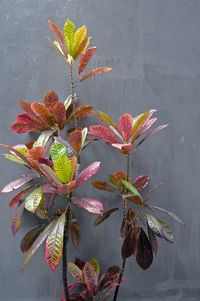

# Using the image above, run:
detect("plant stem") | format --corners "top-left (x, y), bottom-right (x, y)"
top-left (70, 64), bottom-right (78, 129)
top-left (62, 204), bottom-right (71, 301)
top-left (113, 154), bottom-right (130, 301)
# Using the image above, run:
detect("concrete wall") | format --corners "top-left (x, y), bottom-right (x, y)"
top-left (0, 1), bottom-right (200, 300)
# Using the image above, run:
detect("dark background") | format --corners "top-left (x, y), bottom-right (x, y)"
top-left (0, 0), bottom-right (200, 300)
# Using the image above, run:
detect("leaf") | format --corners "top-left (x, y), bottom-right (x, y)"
top-left (93, 208), bottom-right (119, 227)
top-left (73, 36), bottom-right (90, 60)
top-left (25, 186), bottom-right (43, 213)
top-left (10, 121), bottom-right (40, 134)
top-left (33, 129), bottom-right (55, 148)
top-left (39, 163), bottom-right (62, 185)
top-left (48, 20), bottom-right (68, 58)
top-left (89, 125), bottom-right (119, 144)
top-left (70, 223), bottom-right (81, 249)
top-left (45, 212), bottom-right (65, 272)
top-left (133, 175), bottom-right (150, 192)
top-left (1, 144), bottom-right (32, 167)
top-left (16, 113), bottom-right (48, 131)
top-left (50, 142), bottom-right (68, 163)
top-left (146, 214), bottom-right (163, 237)
top-left (54, 155), bottom-right (72, 183)
top-left (81, 127), bottom-right (88, 148)
top-left (120, 218), bottom-right (127, 242)
top-left (1, 173), bottom-right (37, 193)
top-left (31, 103), bottom-right (55, 127)
top-left (135, 124), bottom-right (169, 148)
top-left (70, 156), bottom-right (77, 181)
top-left (54, 136), bottom-right (74, 159)
top-left (123, 194), bottom-right (142, 206)
top-left (44, 90), bottom-right (59, 111)
top-left (158, 219), bottom-right (174, 243)
top-left (136, 228), bottom-right (153, 270)
top-left (91, 181), bottom-right (119, 194)
top-left (53, 102), bottom-right (66, 130)
top-left (121, 180), bottom-right (143, 204)
top-left (64, 96), bottom-right (72, 111)
top-left (74, 257), bottom-right (86, 270)
top-left (80, 67), bottom-right (112, 83)
top-left (83, 262), bottom-right (98, 297)
top-left (95, 111), bottom-right (116, 128)
top-left (152, 206), bottom-right (184, 225)
top-left (18, 100), bottom-right (40, 119)
top-left (4, 154), bottom-right (27, 165)
top-left (111, 143), bottom-right (132, 154)
top-left (69, 130), bottom-right (82, 153)
top-left (66, 105), bottom-right (93, 123)
top-left (9, 185), bottom-right (33, 209)
top-left (11, 201), bottom-right (25, 236)
top-left (63, 19), bottom-right (76, 55)
top-left (147, 224), bottom-right (158, 255)
top-left (72, 197), bottom-right (103, 215)
top-left (20, 225), bottom-right (46, 253)
top-left (27, 146), bottom-right (45, 169)
top-left (76, 161), bottom-right (100, 186)
top-left (130, 111), bottom-right (150, 139)
top-left (90, 258), bottom-right (100, 276)
top-left (71, 25), bottom-right (87, 58)
top-left (22, 220), bottom-right (56, 270)
top-left (68, 261), bottom-right (83, 283)
top-left (144, 183), bottom-right (162, 202)
top-left (119, 113), bottom-right (133, 141)
top-left (99, 266), bottom-right (120, 291)
top-left (79, 47), bottom-right (97, 74)
top-left (121, 227), bottom-right (137, 259)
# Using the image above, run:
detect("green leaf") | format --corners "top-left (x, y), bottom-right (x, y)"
top-left (90, 258), bottom-right (100, 276)
top-left (54, 155), bottom-right (71, 183)
top-left (4, 154), bottom-right (27, 165)
top-left (25, 186), bottom-right (43, 213)
top-left (146, 214), bottom-right (163, 237)
top-left (50, 142), bottom-right (68, 163)
top-left (15, 148), bottom-right (29, 156)
top-left (33, 129), bottom-right (55, 147)
top-left (64, 96), bottom-right (72, 111)
top-left (22, 220), bottom-right (56, 270)
top-left (121, 180), bottom-right (143, 203)
top-left (45, 212), bottom-right (65, 272)
top-left (71, 25), bottom-right (87, 59)
top-left (63, 19), bottom-right (76, 55)
top-left (97, 111), bottom-right (116, 128)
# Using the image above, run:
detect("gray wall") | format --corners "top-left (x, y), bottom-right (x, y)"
top-left (0, 0), bottom-right (200, 300)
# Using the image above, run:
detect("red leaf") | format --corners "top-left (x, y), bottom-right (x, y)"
top-left (57, 180), bottom-right (77, 195)
top-left (17, 113), bottom-right (48, 129)
top-left (53, 102), bottom-right (66, 130)
top-left (91, 181), bottom-right (119, 193)
top-left (1, 173), bottom-right (36, 193)
top-left (10, 121), bottom-right (39, 134)
top-left (83, 262), bottom-right (98, 297)
top-left (74, 257), bottom-right (85, 270)
top-left (121, 227), bottom-right (137, 259)
top-left (69, 130), bottom-right (82, 153)
top-left (18, 100), bottom-right (42, 120)
top-left (11, 201), bottom-right (25, 236)
top-left (80, 67), bottom-right (112, 82)
top-left (70, 223), bottom-right (81, 249)
top-left (67, 105), bottom-right (93, 123)
top-left (133, 176), bottom-right (150, 192)
top-left (76, 162), bottom-right (100, 186)
top-left (27, 147), bottom-right (45, 169)
top-left (111, 143), bottom-right (132, 154)
top-left (99, 266), bottom-right (120, 291)
top-left (9, 185), bottom-right (33, 209)
top-left (72, 197), bottom-right (103, 215)
top-left (135, 228), bottom-right (153, 270)
top-left (78, 47), bottom-right (97, 74)
top-left (93, 208), bottom-right (119, 227)
top-left (119, 113), bottom-right (133, 141)
top-left (136, 124), bottom-right (169, 148)
top-left (44, 90), bottom-right (59, 112)
top-left (20, 225), bottom-right (46, 253)
top-left (89, 125), bottom-right (119, 144)
top-left (31, 103), bottom-right (55, 127)
top-left (48, 20), bottom-right (68, 58)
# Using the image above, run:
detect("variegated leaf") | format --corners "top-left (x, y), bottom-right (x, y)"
top-left (147, 224), bottom-right (158, 255)
top-left (50, 142), bottom-right (68, 163)
top-left (70, 223), bottom-right (81, 249)
top-left (136, 228), bottom-right (153, 270)
top-left (131, 111), bottom-right (151, 142)
top-left (54, 155), bottom-right (72, 183)
top-left (68, 261), bottom-right (83, 283)
top-left (133, 175), bottom-right (149, 192)
top-left (71, 25), bottom-right (87, 58)
top-left (39, 163), bottom-right (62, 185)
top-left (119, 113), bottom-right (133, 141)
top-left (93, 208), bottom-right (119, 227)
top-left (83, 262), bottom-right (98, 297)
top-left (76, 161), bottom-right (100, 186)
top-left (69, 130), bottom-right (82, 153)
top-left (89, 125), bottom-right (119, 144)
top-left (99, 266), bottom-right (120, 291)
top-left (80, 67), bottom-right (112, 83)
top-left (63, 19), bottom-right (76, 55)
top-left (9, 185), bottom-right (33, 209)
top-left (33, 129), bottom-right (55, 148)
top-left (90, 258), bottom-right (100, 276)
top-left (152, 206), bottom-right (184, 225)
top-left (121, 180), bottom-right (143, 204)
top-left (48, 20), bottom-right (68, 58)
top-left (31, 103), bottom-right (55, 127)
top-left (66, 105), bottom-right (93, 123)
top-left (25, 186), bottom-right (43, 213)
top-left (44, 90), bottom-right (59, 111)
top-left (79, 47), bottom-right (96, 74)
top-left (1, 173), bottom-right (37, 193)
top-left (4, 154), bottom-right (27, 165)
top-left (53, 102), bottom-right (66, 130)
top-left (45, 212), bottom-right (65, 271)
top-left (22, 220), bottom-right (56, 270)
top-left (11, 201), bottom-right (25, 236)
top-left (73, 36), bottom-right (90, 60)
top-left (91, 181), bottom-right (119, 193)
top-left (72, 197), bottom-right (103, 215)
top-left (135, 124), bottom-right (169, 148)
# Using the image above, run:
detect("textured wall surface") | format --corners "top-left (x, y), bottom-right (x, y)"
top-left (0, 0), bottom-right (200, 300)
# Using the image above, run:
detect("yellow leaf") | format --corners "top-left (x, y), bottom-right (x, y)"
top-left (131, 110), bottom-right (150, 143)
top-left (71, 25), bottom-right (87, 58)
top-left (63, 19), bottom-right (76, 55)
